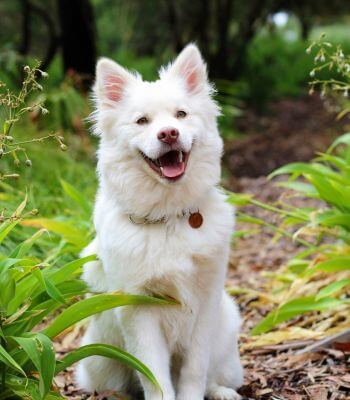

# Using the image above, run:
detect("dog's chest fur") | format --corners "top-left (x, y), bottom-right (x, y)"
top-left (94, 187), bottom-right (233, 301)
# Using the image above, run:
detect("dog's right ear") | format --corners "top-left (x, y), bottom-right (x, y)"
top-left (94, 58), bottom-right (136, 107)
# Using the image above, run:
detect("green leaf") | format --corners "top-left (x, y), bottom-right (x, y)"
top-left (0, 220), bottom-right (20, 245)
top-left (13, 194), bottom-right (28, 218)
top-left (313, 210), bottom-right (350, 230)
top-left (5, 374), bottom-right (41, 400)
top-left (0, 271), bottom-right (16, 312)
top-left (0, 344), bottom-right (25, 376)
top-left (7, 268), bottom-right (42, 315)
top-left (268, 162), bottom-right (314, 179)
top-left (314, 257), bottom-right (350, 272)
top-left (276, 181), bottom-right (318, 196)
top-left (12, 333), bottom-right (55, 399)
top-left (251, 296), bottom-right (342, 335)
top-left (0, 326), bottom-right (5, 341)
top-left (316, 279), bottom-right (350, 300)
top-left (307, 175), bottom-right (350, 212)
top-left (269, 162), bottom-right (349, 186)
top-left (10, 229), bottom-right (46, 259)
top-left (21, 218), bottom-right (88, 247)
top-left (43, 293), bottom-right (176, 339)
top-left (226, 192), bottom-right (253, 206)
top-left (55, 343), bottom-right (161, 391)
top-left (328, 132), bottom-right (350, 152)
top-left (287, 259), bottom-right (309, 274)
top-left (0, 258), bottom-right (26, 276)
top-left (315, 152), bottom-right (348, 170)
top-left (48, 254), bottom-right (97, 285)
top-left (61, 179), bottom-right (92, 216)
top-left (32, 268), bottom-right (66, 304)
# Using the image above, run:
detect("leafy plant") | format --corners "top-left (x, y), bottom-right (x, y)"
top-left (0, 207), bottom-right (170, 398)
top-left (31, 78), bottom-right (89, 133)
top-left (0, 65), bottom-right (172, 398)
top-left (229, 133), bottom-right (350, 339)
top-left (308, 33), bottom-right (350, 118)
top-left (0, 63), bottom-right (66, 185)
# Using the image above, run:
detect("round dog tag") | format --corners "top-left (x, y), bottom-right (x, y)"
top-left (188, 212), bottom-right (203, 229)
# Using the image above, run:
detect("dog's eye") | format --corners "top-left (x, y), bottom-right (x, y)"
top-left (176, 110), bottom-right (187, 119)
top-left (136, 116), bottom-right (149, 125)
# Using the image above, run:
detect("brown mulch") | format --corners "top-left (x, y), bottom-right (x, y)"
top-left (54, 97), bottom-right (350, 399)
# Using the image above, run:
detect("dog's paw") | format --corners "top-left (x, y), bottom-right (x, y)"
top-left (206, 385), bottom-right (242, 400)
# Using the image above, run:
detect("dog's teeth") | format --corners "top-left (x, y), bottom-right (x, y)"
top-left (179, 151), bottom-right (183, 162)
top-left (160, 167), bottom-right (164, 176)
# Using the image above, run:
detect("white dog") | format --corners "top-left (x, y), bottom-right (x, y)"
top-left (76, 44), bottom-right (243, 400)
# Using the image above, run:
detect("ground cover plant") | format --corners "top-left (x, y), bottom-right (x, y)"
top-left (229, 133), bottom-right (350, 341)
top-left (0, 65), bottom-right (175, 399)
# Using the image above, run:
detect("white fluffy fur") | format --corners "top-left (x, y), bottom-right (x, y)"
top-left (76, 44), bottom-right (243, 400)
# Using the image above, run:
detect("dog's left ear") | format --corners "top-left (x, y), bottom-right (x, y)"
top-left (164, 44), bottom-right (208, 94)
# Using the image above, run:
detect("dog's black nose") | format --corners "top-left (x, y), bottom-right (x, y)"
top-left (157, 127), bottom-right (179, 145)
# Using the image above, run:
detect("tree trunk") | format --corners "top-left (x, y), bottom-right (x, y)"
top-left (57, 0), bottom-right (97, 89)
top-left (211, 0), bottom-right (233, 79)
top-left (299, 15), bottom-right (311, 40)
top-left (19, 0), bottom-right (31, 56)
top-left (164, 0), bottom-right (184, 54)
top-left (230, 0), bottom-right (271, 79)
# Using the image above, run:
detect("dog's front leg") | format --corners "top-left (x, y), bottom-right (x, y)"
top-left (119, 307), bottom-right (175, 400)
top-left (176, 309), bottom-right (213, 400)
top-left (177, 272), bottom-right (224, 400)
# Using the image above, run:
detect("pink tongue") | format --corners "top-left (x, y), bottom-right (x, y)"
top-left (162, 163), bottom-right (185, 178)
top-left (159, 152), bottom-right (185, 179)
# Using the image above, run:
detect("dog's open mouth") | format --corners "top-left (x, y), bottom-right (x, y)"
top-left (140, 150), bottom-right (190, 181)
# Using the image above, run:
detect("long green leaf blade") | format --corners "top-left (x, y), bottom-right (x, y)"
top-left (55, 343), bottom-right (161, 391)
top-left (12, 333), bottom-right (55, 399)
top-left (0, 344), bottom-right (25, 376)
top-left (43, 293), bottom-right (176, 338)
